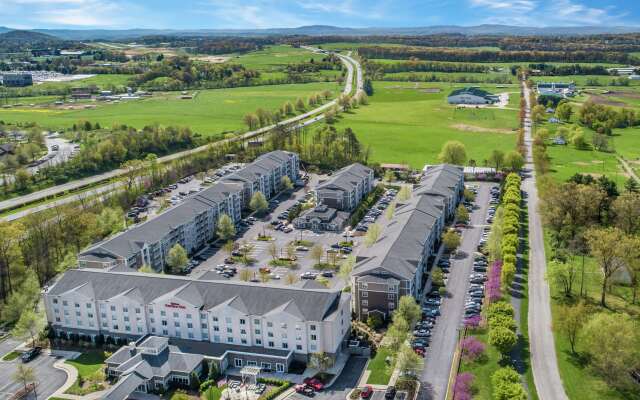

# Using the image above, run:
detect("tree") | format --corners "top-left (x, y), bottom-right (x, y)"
top-left (612, 192), bottom-right (640, 235)
top-left (0, 221), bottom-right (25, 301)
top-left (12, 309), bottom-right (44, 348)
top-left (295, 97), bottom-right (306, 112)
top-left (488, 149), bottom-right (505, 171)
top-left (284, 272), bottom-right (299, 285)
top-left (431, 267), bottom-right (445, 287)
top-left (504, 151), bottom-right (525, 172)
top-left (580, 313), bottom-right (640, 388)
top-left (545, 260), bottom-right (578, 298)
top-left (624, 177), bottom-right (639, 193)
top-left (531, 104), bottom-right (546, 123)
top-left (397, 185), bottom-right (412, 201)
top-left (620, 235), bottom-right (640, 304)
top-left (438, 141), bottom-right (467, 165)
top-left (442, 229), bottom-right (461, 252)
top-left (310, 244), bottom-right (324, 266)
top-left (249, 191), bottom-right (268, 215)
top-left (268, 242), bottom-right (278, 260)
top-left (397, 296), bottom-right (422, 326)
top-left (489, 326), bottom-right (517, 358)
top-left (491, 367), bottom-right (527, 400)
top-left (385, 201), bottom-right (396, 220)
top-left (286, 243), bottom-right (296, 261)
top-left (396, 344), bottom-right (424, 378)
top-left (13, 365), bottom-right (36, 397)
top-left (166, 244), bottom-right (188, 274)
top-left (13, 169), bottom-right (31, 192)
top-left (216, 213), bottom-right (236, 241)
top-left (338, 255), bottom-right (355, 285)
top-left (280, 175), bottom-right (294, 191)
top-left (222, 240), bottom-right (235, 257)
top-left (243, 113), bottom-right (259, 130)
top-left (557, 302), bottom-right (587, 353)
top-left (556, 102), bottom-right (573, 122)
top-left (585, 227), bottom-right (625, 307)
top-left (309, 352), bottom-right (332, 373)
top-left (367, 314), bottom-right (383, 330)
top-left (386, 317), bottom-right (409, 352)
top-left (96, 207), bottom-right (123, 237)
top-left (382, 170), bottom-right (395, 183)
top-left (121, 159), bottom-right (144, 191)
top-left (138, 264), bottom-right (156, 273)
top-left (364, 223), bottom-right (382, 247)
top-left (239, 269), bottom-right (252, 282)
top-left (455, 204), bottom-right (469, 223)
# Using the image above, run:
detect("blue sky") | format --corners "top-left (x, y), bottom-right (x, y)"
top-left (1, 0), bottom-right (638, 29)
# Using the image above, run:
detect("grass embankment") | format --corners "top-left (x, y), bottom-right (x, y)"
top-left (332, 81), bottom-right (519, 168)
top-left (2, 350), bottom-right (20, 361)
top-left (0, 82), bottom-right (341, 134)
top-left (366, 346), bottom-right (393, 385)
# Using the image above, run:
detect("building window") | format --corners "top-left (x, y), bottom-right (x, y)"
top-left (267, 322), bottom-right (273, 328)
top-left (310, 325), bottom-right (316, 331)
top-left (268, 341), bottom-right (274, 347)
top-left (75, 311), bottom-right (81, 317)
top-left (135, 308), bottom-right (141, 314)
top-left (212, 316), bottom-right (218, 322)
top-left (256, 339), bottom-right (262, 345)
top-left (173, 312), bottom-right (179, 318)
top-left (213, 335), bottom-right (220, 342)
top-left (200, 313), bottom-right (207, 320)
top-left (187, 323), bottom-right (193, 329)
top-left (175, 321), bottom-right (180, 327)
top-left (282, 343), bottom-right (288, 349)
top-left (53, 299), bottom-right (58, 304)
top-left (188, 332), bottom-right (194, 339)
top-left (235, 359), bottom-right (243, 367)
top-left (201, 323), bottom-right (207, 329)
top-left (389, 302), bottom-right (395, 309)
top-left (186, 314), bottom-right (192, 319)
top-left (124, 316), bottom-right (129, 322)
top-left (110, 305), bottom-right (116, 311)
top-left (281, 323), bottom-right (287, 329)
top-left (240, 319), bottom-right (246, 325)
top-left (362, 300), bottom-right (368, 306)
top-left (225, 317), bottom-right (232, 324)
top-left (276, 363), bottom-right (285, 373)
top-left (240, 329), bottom-right (246, 335)
top-left (310, 344), bottom-right (317, 351)
top-left (227, 337), bottom-right (234, 343)
top-left (123, 307), bottom-right (128, 313)
top-left (310, 334), bottom-right (317, 341)
top-left (113, 324), bottom-right (119, 330)
top-left (163, 329), bottom-right (169, 335)
top-left (213, 326), bottom-right (219, 332)
top-left (149, 308), bottom-right (154, 314)
top-left (86, 303), bottom-right (92, 309)
top-left (162, 320), bottom-right (167, 326)
top-left (362, 291), bottom-right (368, 298)
top-left (227, 328), bottom-right (233, 334)
top-left (137, 327), bottom-right (143, 333)
top-left (161, 310), bottom-right (166, 316)
top-left (255, 329), bottom-right (261, 335)
top-left (268, 332), bottom-right (273, 338)
top-left (296, 344), bottom-right (302, 351)
top-left (241, 338), bottom-right (247, 344)
top-left (388, 293), bottom-right (395, 300)
top-left (254, 319), bottom-right (260, 325)
top-left (75, 303), bottom-right (80, 308)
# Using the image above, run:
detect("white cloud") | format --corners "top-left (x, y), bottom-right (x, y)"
top-left (469, 0), bottom-right (536, 12)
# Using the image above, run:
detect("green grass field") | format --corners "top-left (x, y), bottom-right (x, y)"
top-left (34, 74), bottom-right (132, 91)
top-left (231, 45), bottom-right (323, 72)
top-left (0, 82), bottom-right (341, 134)
top-left (332, 81), bottom-right (519, 168)
top-left (382, 71), bottom-right (515, 83)
top-left (366, 346), bottom-right (392, 385)
top-left (459, 329), bottom-right (503, 400)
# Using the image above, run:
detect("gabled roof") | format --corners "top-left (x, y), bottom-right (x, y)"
top-left (48, 269), bottom-right (345, 321)
top-left (317, 163), bottom-right (372, 193)
top-left (448, 87), bottom-right (495, 99)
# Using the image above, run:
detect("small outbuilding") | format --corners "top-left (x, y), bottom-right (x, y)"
top-left (447, 87), bottom-right (499, 105)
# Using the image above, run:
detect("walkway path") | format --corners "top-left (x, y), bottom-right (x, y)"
top-left (617, 156), bottom-right (640, 184)
top-left (522, 81), bottom-right (568, 400)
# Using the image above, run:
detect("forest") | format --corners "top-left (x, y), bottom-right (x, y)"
top-left (358, 45), bottom-right (639, 64)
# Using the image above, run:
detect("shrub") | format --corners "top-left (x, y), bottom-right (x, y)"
top-left (491, 367), bottom-right (526, 400)
top-left (487, 301), bottom-right (515, 319)
top-left (487, 261), bottom-right (503, 302)
top-left (460, 337), bottom-right (486, 362)
top-left (488, 313), bottom-right (517, 333)
top-left (489, 326), bottom-right (517, 357)
top-left (464, 315), bottom-right (481, 329)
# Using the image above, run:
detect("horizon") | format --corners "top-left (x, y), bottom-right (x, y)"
top-left (1, 0), bottom-right (639, 31)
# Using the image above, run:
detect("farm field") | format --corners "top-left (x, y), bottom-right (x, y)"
top-left (34, 74), bottom-right (132, 91)
top-left (0, 82), bottom-right (341, 135)
top-left (231, 45), bottom-right (325, 71)
top-left (382, 71), bottom-right (515, 83)
top-left (332, 81), bottom-right (519, 168)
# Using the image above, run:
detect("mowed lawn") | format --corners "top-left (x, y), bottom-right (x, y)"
top-left (333, 81), bottom-right (519, 168)
top-left (0, 82), bottom-right (341, 135)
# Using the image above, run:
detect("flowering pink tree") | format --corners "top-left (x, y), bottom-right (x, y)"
top-left (460, 336), bottom-right (486, 362)
top-left (464, 315), bottom-right (481, 329)
top-left (453, 372), bottom-right (474, 400)
top-left (487, 260), bottom-right (503, 303)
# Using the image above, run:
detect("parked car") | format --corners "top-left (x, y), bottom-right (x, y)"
top-left (21, 346), bottom-right (42, 363)
top-left (303, 378), bottom-right (324, 391)
top-left (360, 386), bottom-right (374, 399)
top-left (295, 384), bottom-right (314, 397)
top-left (385, 386), bottom-right (397, 400)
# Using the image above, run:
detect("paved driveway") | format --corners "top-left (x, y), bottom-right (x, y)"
top-left (419, 182), bottom-right (494, 400)
top-left (0, 348), bottom-right (68, 400)
top-left (287, 357), bottom-right (368, 400)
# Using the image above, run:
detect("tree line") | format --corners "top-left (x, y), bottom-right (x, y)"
top-left (358, 45), bottom-right (638, 64)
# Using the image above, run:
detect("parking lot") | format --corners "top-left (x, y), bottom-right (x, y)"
top-left (0, 337), bottom-right (67, 400)
top-left (419, 181), bottom-right (497, 400)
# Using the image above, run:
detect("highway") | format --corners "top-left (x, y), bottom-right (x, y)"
top-left (0, 47), bottom-right (363, 220)
top-left (523, 81), bottom-right (568, 400)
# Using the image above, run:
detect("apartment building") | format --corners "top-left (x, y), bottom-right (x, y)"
top-left (351, 165), bottom-right (464, 321)
top-left (44, 269), bottom-right (351, 372)
top-left (77, 151), bottom-right (299, 271)
top-left (315, 163), bottom-right (374, 212)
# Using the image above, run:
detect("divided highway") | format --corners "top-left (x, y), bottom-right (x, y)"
top-left (522, 81), bottom-right (568, 400)
top-left (0, 48), bottom-right (363, 220)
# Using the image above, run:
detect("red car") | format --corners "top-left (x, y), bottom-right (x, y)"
top-left (414, 348), bottom-right (425, 356)
top-left (295, 384), bottom-right (314, 397)
top-left (360, 386), bottom-right (374, 399)
top-left (303, 378), bottom-right (324, 391)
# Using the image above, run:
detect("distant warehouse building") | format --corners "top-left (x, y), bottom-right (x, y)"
top-left (536, 82), bottom-right (576, 98)
top-left (1, 72), bottom-right (33, 87)
top-left (447, 87), bottom-right (499, 105)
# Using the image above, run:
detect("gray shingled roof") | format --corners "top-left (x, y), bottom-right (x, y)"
top-left (48, 269), bottom-right (344, 321)
top-left (316, 163), bottom-right (372, 193)
top-left (354, 165), bottom-right (463, 281)
top-left (102, 371), bottom-right (147, 400)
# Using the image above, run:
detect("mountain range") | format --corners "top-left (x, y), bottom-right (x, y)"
top-left (0, 24), bottom-right (639, 40)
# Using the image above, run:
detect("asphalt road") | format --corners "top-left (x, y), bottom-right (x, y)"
top-left (287, 357), bottom-right (369, 400)
top-left (522, 82), bottom-right (568, 400)
top-left (420, 183), bottom-right (493, 400)
top-left (0, 48), bottom-right (363, 217)
top-left (0, 338), bottom-right (67, 400)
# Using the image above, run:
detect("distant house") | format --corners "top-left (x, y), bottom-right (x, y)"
top-left (1, 73), bottom-right (33, 87)
top-left (629, 75), bottom-right (640, 81)
top-left (447, 87), bottom-right (500, 105)
top-left (293, 204), bottom-right (350, 232)
top-left (71, 87), bottom-right (92, 100)
top-left (553, 136), bottom-right (567, 145)
top-left (536, 82), bottom-right (576, 98)
top-left (607, 67), bottom-right (638, 76)
top-left (549, 117), bottom-right (560, 124)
